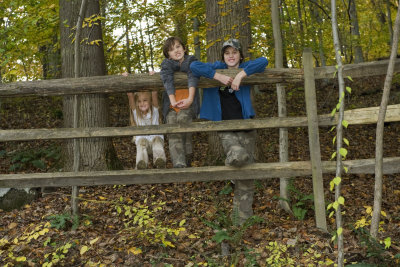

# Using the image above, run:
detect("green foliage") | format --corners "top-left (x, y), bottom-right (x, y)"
top-left (7, 145), bottom-right (61, 172)
top-left (352, 227), bottom-right (388, 263)
top-left (202, 207), bottom-right (263, 253)
top-left (276, 181), bottom-right (314, 221)
top-left (46, 212), bottom-right (81, 231)
top-left (219, 181), bottom-right (233, 195)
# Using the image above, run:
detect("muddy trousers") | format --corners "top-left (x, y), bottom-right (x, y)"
top-left (166, 108), bottom-right (193, 168)
top-left (136, 136), bottom-right (166, 169)
top-left (218, 130), bottom-right (256, 225)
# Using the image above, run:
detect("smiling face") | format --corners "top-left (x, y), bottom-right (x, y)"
top-left (167, 40), bottom-right (186, 63)
top-left (223, 46), bottom-right (241, 69)
top-left (135, 92), bottom-right (151, 115)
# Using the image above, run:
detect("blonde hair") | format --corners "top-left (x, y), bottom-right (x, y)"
top-left (134, 91), bottom-right (153, 121)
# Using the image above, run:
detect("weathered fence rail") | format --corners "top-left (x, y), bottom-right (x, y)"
top-left (1, 104), bottom-right (399, 142)
top-left (1, 158), bottom-right (400, 189)
top-left (0, 58), bottom-right (399, 97)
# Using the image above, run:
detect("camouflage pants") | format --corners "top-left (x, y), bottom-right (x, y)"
top-left (218, 130), bottom-right (256, 225)
top-left (166, 108), bottom-right (193, 168)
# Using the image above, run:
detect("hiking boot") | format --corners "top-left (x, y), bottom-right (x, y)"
top-left (174, 162), bottom-right (186, 168)
top-left (154, 157), bottom-right (166, 169)
top-left (225, 146), bottom-right (249, 167)
top-left (136, 160), bottom-right (147, 170)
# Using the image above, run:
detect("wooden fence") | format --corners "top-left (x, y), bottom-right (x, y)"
top-left (1, 49), bottom-right (400, 230)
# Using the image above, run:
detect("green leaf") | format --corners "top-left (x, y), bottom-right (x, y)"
top-left (330, 151), bottom-right (337, 160)
top-left (333, 177), bottom-right (341, 186)
top-left (333, 201), bottom-right (339, 211)
top-left (332, 136), bottom-right (337, 145)
top-left (343, 166), bottom-right (348, 173)
top-left (32, 159), bottom-right (46, 169)
top-left (336, 103), bottom-right (341, 110)
top-left (330, 126), bottom-right (336, 132)
top-left (338, 196), bottom-right (345, 205)
top-left (339, 148), bottom-right (348, 158)
top-left (212, 230), bottom-right (232, 243)
top-left (330, 180), bottom-right (335, 191)
top-left (343, 138), bottom-right (349, 146)
top-left (384, 237), bottom-right (391, 249)
top-left (337, 227), bottom-right (343, 236)
top-left (331, 108), bottom-right (337, 117)
top-left (347, 76), bottom-right (353, 82)
top-left (342, 120), bottom-right (349, 128)
top-left (346, 86), bottom-right (352, 94)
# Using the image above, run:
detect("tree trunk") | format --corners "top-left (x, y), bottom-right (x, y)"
top-left (60, 0), bottom-right (120, 172)
top-left (370, 1), bottom-right (400, 239)
top-left (386, 0), bottom-right (394, 47)
top-left (349, 0), bottom-right (364, 63)
top-left (172, 0), bottom-right (188, 45)
top-left (271, 0), bottom-right (292, 215)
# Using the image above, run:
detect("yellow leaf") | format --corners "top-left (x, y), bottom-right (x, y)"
top-left (162, 240), bottom-right (175, 248)
top-left (90, 237), bottom-right (99, 245)
top-left (8, 222), bottom-right (17, 229)
top-left (365, 206), bottom-right (372, 215)
top-left (98, 196), bottom-right (106, 200)
top-left (188, 234), bottom-right (199, 239)
top-left (16, 256), bottom-right (26, 262)
top-left (381, 210), bottom-right (387, 217)
top-left (179, 219), bottom-right (186, 227)
top-left (128, 247), bottom-right (142, 255)
top-left (80, 245), bottom-right (89, 255)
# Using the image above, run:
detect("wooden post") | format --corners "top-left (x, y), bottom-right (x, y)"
top-left (303, 48), bottom-right (327, 231)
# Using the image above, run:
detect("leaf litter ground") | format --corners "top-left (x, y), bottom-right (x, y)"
top-left (1, 76), bottom-right (400, 266)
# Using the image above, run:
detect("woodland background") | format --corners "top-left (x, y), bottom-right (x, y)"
top-left (1, 0), bottom-right (400, 266)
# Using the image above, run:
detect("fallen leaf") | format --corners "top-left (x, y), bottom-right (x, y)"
top-left (8, 222), bottom-right (17, 229)
top-left (128, 247), bottom-right (142, 255)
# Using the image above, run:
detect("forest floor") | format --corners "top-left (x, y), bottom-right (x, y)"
top-left (1, 75), bottom-right (400, 266)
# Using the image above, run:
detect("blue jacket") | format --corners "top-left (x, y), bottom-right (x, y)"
top-left (190, 57), bottom-right (268, 121)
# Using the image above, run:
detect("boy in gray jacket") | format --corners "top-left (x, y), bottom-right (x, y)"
top-left (160, 36), bottom-right (199, 168)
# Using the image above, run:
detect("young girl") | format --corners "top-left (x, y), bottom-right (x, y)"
top-left (128, 91), bottom-right (166, 169)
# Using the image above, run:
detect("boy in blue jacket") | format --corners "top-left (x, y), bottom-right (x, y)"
top-left (190, 39), bottom-right (268, 223)
top-left (190, 39), bottom-right (268, 167)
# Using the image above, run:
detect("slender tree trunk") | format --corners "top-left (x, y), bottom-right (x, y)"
top-left (172, 0), bottom-right (188, 45)
top-left (138, 24), bottom-right (149, 72)
top-left (386, 0), bottom-right (393, 47)
top-left (331, 0), bottom-right (345, 265)
top-left (349, 0), bottom-right (364, 63)
top-left (271, 0), bottom-right (292, 215)
top-left (370, 2), bottom-right (400, 239)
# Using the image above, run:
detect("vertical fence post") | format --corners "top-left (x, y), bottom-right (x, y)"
top-left (303, 48), bottom-right (327, 231)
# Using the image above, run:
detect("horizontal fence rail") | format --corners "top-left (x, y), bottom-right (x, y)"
top-left (0, 59), bottom-right (399, 97)
top-left (1, 157), bottom-right (400, 188)
top-left (1, 104), bottom-right (399, 142)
